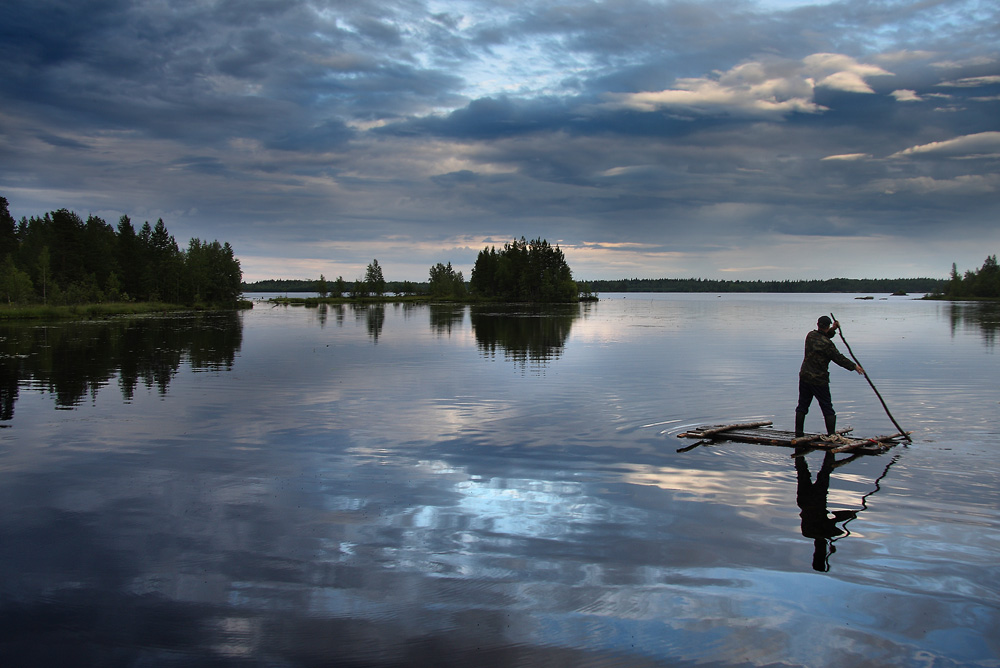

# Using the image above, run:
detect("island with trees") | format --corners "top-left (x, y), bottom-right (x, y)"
top-left (0, 196), bottom-right (244, 318)
top-left (260, 237), bottom-right (583, 306)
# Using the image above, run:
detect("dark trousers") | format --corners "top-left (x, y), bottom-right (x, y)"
top-left (796, 379), bottom-right (835, 417)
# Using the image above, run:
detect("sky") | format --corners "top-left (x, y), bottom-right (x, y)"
top-left (1, 0), bottom-right (998, 283)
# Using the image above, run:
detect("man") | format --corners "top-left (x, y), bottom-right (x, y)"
top-left (795, 316), bottom-right (865, 437)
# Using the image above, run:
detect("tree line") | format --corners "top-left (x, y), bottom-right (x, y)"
top-left (585, 276), bottom-right (946, 294)
top-left (0, 196), bottom-right (242, 306)
top-left (247, 245), bottom-right (962, 302)
top-left (313, 259), bottom-right (395, 299)
top-left (286, 259), bottom-right (467, 301)
top-left (943, 255), bottom-right (1000, 299)
top-left (246, 241), bottom-right (1000, 303)
top-left (248, 238), bottom-right (580, 303)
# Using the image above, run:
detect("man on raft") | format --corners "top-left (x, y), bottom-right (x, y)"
top-left (795, 315), bottom-right (865, 437)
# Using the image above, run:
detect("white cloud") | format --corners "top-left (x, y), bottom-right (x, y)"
top-left (599, 52), bottom-right (894, 118)
top-left (803, 53), bottom-right (893, 92)
top-left (890, 89), bottom-right (921, 102)
top-left (821, 153), bottom-right (871, 161)
top-left (600, 79), bottom-right (824, 118)
top-left (814, 71), bottom-right (875, 93)
top-left (936, 75), bottom-right (1000, 88)
top-left (890, 131), bottom-right (1000, 159)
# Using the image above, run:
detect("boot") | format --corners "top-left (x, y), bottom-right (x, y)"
top-left (824, 414), bottom-right (837, 436)
top-left (795, 412), bottom-right (806, 437)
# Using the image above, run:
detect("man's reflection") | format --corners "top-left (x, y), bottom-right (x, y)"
top-left (795, 451), bottom-right (858, 572)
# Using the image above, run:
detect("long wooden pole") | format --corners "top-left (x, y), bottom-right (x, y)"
top-left (831, 312), bottom-right (911, 441)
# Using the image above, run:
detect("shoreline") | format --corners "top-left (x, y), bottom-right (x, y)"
top-left (0, 300), bottom-right (253, 321)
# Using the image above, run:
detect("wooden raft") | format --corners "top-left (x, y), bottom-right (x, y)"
top-left (677, 420), bottom-right (909, 456)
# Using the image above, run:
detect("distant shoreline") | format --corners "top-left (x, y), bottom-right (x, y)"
top-left (243, 276), bottom-right (946, 295)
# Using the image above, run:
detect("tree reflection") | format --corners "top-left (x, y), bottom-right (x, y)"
top-left (429, 304), bottom-right (465, 336)
top-left (0, 312), bottom-right (243, 420)
top-left (309, 303), bottom-right (348, 328)
top-left (471, 304), bottom-right (580, 368)
top-left (948, 301), bottom-right (1000, 346)
top-left (352, 304), bottom-right (384, 342)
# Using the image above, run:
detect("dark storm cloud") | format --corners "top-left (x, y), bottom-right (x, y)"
top-left (0, 0), bottom-right (998, 280)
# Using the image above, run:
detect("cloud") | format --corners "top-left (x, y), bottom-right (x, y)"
top-left (802, 53), bottom-right (893, 92)
top-left (596, 53), bottom-right (895, 119)
top-left (936, 75), bottom-right (1000, 88)
top-left (580, 241), bottom-right (663, 251)
top-left (0, 0), bottom-right (998, 282)
top-left (599, 77), bottom-right (824, 119)
top-left (814, 71), bottom-right (877, 93)
top-left (890, 131), bottom-right (1000, 158)
top-left (821, 153), bottom-right (871, 161)
top-left (890, 89), bottom-right (922, 102)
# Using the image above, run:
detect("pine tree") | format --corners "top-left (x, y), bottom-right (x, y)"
top-left (365, 259), bottom-right (385, 297)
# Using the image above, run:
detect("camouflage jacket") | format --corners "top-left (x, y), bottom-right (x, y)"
top-left (799, 329), bottom-right (856, 385)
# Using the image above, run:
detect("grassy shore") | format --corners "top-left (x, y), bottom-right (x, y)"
top-left (0, 301), bottom-right (253, 321)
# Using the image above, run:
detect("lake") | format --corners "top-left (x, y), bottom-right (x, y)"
top-left (1, 293), bottom-right (998, 667)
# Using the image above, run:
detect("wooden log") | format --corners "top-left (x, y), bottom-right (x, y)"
top-left (679, 421), bottom-right (772, 439)
top-left (708, 430), bottom-right (799, 446)
top-left (676, 440), bottom-right (709, 453)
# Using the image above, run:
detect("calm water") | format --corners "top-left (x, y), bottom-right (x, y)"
top-left (1, 294), bottom-right (998, 667)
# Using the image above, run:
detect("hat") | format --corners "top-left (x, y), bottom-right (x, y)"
top-left (817, 315), bottom-right (832, 328)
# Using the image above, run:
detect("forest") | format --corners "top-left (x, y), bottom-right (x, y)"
top-left (941, 256), bottom-right (1000, 299)
top-left (0, 197), bottom-right (242, 306)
